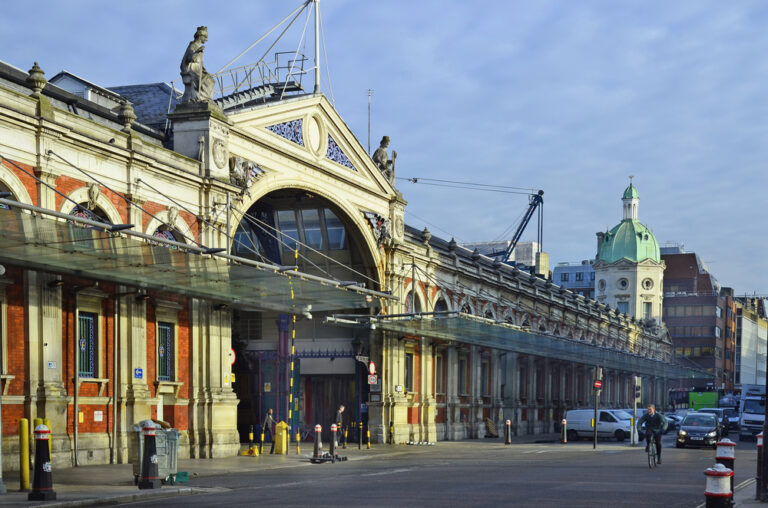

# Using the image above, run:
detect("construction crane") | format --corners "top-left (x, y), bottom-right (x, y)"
top-left (491, 190), bottom-right (544, 264)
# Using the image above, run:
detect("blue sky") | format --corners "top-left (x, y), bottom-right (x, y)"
top-left (1, 1), bottom-right (766, 294)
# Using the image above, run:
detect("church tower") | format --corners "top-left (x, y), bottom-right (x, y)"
top-left (594, 179), bottom-right (665, 322)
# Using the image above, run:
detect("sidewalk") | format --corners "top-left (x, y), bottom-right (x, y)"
top-left (0, 434), bottom-right (562, 507)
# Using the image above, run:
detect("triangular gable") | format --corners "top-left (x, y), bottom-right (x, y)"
top-left (228, 94), bottom-right (394, 199)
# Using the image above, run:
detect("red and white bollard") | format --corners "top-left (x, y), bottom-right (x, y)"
top-left (505, 420), bottom-right (511, 445)
top-left (28, 425), bottom-right (55, 501)
top-left (311, 424), bottom-right (323, 463)
top-left (716, 438), bottom-right (736, 495)
top-left (138, 422), bottom-right (161, 490)
top-left (561, 419), bottom-right (567, 444)
top-left (329, 424), bottom-right (337, 462)
top-left (704, 463), bottom-right (733, 508)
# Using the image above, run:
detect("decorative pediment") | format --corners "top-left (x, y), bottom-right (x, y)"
top-left (326, 134), bottom-right (356, 171)
top-left (266, 118), bottom-right (304, 146)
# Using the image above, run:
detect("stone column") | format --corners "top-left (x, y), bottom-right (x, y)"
top-left (528, 356), bottom-right (537, 435)
top-left (446, 346), bottom-right (459, 440)
top-left (419, 337), bottom-right (436, 442)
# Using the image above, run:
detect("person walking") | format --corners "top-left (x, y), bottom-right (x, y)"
top-left (262, 408), bottom-right (276, 454)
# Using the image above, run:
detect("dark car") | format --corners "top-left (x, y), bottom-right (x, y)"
top-left (698, 408), bottom-right (730, 435)
top-left (676, 412), bottom-right (720, 449)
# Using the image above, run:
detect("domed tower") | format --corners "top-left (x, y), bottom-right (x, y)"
top-left (594, 179), bottom-right (665, 321)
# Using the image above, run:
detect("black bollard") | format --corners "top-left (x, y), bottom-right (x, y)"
top-left (28, 424), bottom-right (55, 501)
top-left (505, 419), bottom-right (512, 445)
top-left (561, 418), bottom-right (568, 444)
top-left (138, 423), bottom-right (161, 489)
top-left (312, 424), bottom-right (322, 463)
top-left (758, 433), bottom-right (764, 501)
top-left (330, 424), bottom-right (338, 462)
top-left (358, 421), bottom-right (363, 450)
top-left (389, 421), bottom-right (394, 445)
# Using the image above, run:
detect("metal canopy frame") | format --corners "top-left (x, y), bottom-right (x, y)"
top-left (328, 312), bottom-right (707, 379)
top-left (0, 202), bottom-right (392, 313)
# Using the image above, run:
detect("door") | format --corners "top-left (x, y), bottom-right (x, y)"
top-left (597, 411), bottom-right (617, 436)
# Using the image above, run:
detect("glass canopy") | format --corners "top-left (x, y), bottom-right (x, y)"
top-left (330, 313), bottom-right (707, 379)
top-left (0, 205), bottom-right (391, 313)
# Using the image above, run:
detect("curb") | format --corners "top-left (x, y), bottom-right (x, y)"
top-left (19, 487), bottom-right (214, 508)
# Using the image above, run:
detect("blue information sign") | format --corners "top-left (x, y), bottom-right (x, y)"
top-left (134, 368), bottom-right (143, 379)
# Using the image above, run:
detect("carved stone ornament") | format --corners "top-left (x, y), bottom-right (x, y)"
top-left (26, 62), bottom-right (47, 95)
top-left (180, 26), bottom-right (215, 104)
top-left (229, 156), bottom-right (265, 189)
top-left (167, 206), bottom-right (179, 227)
top-left (86, 183), bottom-right (100, 210)
top-left (364, 211), bottom-right (392, 248)
top-left (212, 138), bottom-right (228, 169)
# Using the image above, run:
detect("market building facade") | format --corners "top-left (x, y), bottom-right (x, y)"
top-left (0, 29), bottom-right (692, 472)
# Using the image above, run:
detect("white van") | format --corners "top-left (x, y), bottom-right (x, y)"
top-left (565, 409), bottom-right (633, 442)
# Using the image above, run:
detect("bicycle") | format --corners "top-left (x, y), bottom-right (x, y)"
top-left (647, 433), bottom-right (657, 468)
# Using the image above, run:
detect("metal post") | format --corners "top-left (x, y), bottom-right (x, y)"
top-left (762, 342), bottom-right (768, 501)
top-left (313, 0), bottom-right (320, 93)
top-left (757, 433), bottom-right (763, 500)
top-left (225, 192), bottom-right (231, 257)
top-left (19, 418), bottom-right (29, 491)
top-left (593, 389), bottom-right (598, 449)
top-left (367, 89), bottom-right (372, 154)
top-left (0, 373), bottom-right (4, 494)
top-left (73, 296), bottom-right (80, 467)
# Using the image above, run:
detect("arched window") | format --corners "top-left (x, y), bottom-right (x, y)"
top-left (460, 303), bottom-right (472, 315)
top-left (0, 183), bottom-right (12, 209)
top-left (152, 225), bottom-right (184, 249)
top-left (70, 203), bottom-right (110, 226)
top-left (405, 291), bottom-right (422, 314)
top-left (434, 297), bottom-right (448, 316)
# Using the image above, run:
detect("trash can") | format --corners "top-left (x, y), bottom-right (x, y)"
top-left (131, 420), bottom-right (179, 485)
top-left (274, 421), bottom-right (289, 455)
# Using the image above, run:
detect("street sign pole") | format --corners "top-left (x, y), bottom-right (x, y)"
top-left (593, 367), bottom-right (603, 450)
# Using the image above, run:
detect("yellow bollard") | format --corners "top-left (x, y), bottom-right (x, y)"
top-left (367, 429), bottom-right (371, 449)
top-left (296, 431), bottom-right (301, 455)
top-left (43, 418), bottom-right (52, 456)
top-left (19, 418), bottom-right (29, 491)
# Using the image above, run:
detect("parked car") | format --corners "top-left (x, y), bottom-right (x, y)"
top-left (565, 409), bottom-right (633, 442)
top-left (722, 407), bottom-right (739, 430)
top-left (665, 413), bottom-right (683, 431)
top-left (697, 408), bottom-right (730, 435)
top-left (676, 412), bottom-right (721, 449)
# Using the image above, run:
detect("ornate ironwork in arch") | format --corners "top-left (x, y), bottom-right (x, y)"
top-left (266, 118), bottom-right (304, 146)
top-left (325, 134), bottom-right (356, 171)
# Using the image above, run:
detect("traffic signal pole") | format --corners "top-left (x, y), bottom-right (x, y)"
top-left (593, 367), bottom-right (603, 450)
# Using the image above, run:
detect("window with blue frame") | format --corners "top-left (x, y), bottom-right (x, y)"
top-left (157, 322), bottom-right (174, 381)
top-left (78, 312), bottom-right (97, 378)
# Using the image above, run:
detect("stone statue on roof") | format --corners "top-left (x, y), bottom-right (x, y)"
top-left (180, 26), bottom-right (216, 104)
top-left (372, 135), bottom-right (396, 185)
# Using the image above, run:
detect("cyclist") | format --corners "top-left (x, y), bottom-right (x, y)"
top-left (637, 404), bottom-right (668, 464)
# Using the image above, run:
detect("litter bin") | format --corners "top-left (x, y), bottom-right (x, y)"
top-left (274, 421), bottom-right (289, 455)
top-left (131, 420), bottom-right (179, 485)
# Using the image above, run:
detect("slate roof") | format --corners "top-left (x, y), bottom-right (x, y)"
top-left (108, 83), bottom-right (180, 131)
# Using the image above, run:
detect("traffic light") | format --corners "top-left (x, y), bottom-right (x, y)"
top-left (634, 376), bottom-right (642, 403)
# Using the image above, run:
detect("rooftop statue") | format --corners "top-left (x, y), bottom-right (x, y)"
top-left (372, 135), bottom-right (396, 185)
top-left (180, 26), bottom-right (215, 104)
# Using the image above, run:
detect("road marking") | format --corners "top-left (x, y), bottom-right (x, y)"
top-left (735, 477), bottom-right (755, 490)
top-left (361, 468), bottom-right (413, 477)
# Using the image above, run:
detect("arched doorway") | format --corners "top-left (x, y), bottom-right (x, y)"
top-left (230, 188), bottom-right (381, 442)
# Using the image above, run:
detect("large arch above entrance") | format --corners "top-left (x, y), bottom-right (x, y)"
top-left (230, 185), bottom-right (385, 444)
top-left (231, 186), bottom-right (382, 291)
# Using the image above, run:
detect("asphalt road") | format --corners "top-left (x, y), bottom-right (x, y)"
top-left (124, 434), bottom-right (757, 507)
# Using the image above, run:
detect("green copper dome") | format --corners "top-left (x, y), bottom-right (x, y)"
top-left (598, 219), bottom-right (660, 263)
top-left (622, 183), bottom-right (639, 199)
